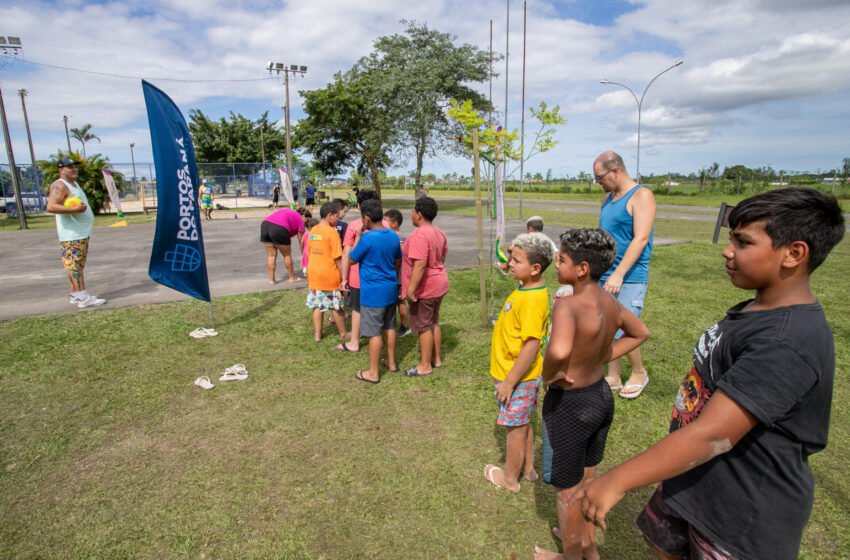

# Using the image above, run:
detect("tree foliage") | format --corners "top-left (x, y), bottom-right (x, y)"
top-left (69, 124), bottom-right (100, 158)
top-left (188, 110), bottom-right (286, 175)
top-left (293, 69), bottom-right (395, 195)
top-left (356, 21), bottom-right (492, 194)
top-left (38, 150), bottom-right (123, 214)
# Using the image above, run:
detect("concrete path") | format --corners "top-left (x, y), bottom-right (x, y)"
top-left (0, 204), bottom-right (684, 321)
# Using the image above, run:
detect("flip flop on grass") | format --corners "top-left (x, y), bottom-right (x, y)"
top-left (483, 464), bottom-right (520, 492)
top-left (355, 370), bottom-right (379, 384)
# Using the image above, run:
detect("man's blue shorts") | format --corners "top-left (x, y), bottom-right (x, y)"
top-left (603, 281), bottom-right (647, 340)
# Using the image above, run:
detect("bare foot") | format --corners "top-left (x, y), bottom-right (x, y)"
top-left (604, 375), bottom-right (622, 390)
top-left (533, 546), bottom-right (562, 560)
top-left (288, 277), bottom-right (303, 283)
top-left (523, 468), bottom-right (539, 482)
top-left (483, 464), bottom-right (520, 492)
top-left (268, 279), bottom-right (278, 285)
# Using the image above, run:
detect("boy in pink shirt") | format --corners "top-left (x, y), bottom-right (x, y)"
top-left (401, 196), bottom-right (449, 377)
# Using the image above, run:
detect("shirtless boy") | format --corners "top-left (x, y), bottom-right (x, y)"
top-left (534, 228), bottom-right (649, 560)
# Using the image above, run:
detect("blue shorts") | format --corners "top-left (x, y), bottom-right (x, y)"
top-left (603, 281), bottom-right (647, 340)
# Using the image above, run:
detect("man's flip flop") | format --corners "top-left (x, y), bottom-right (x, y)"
top-left (194, 376), bottom-right (214, 390)
top-left (189, 327), bottom-right (218, 339)
top-left (483, 464), bottom-right (520, 492)
top-left (355, 370), bottom-right (380, 384)
top-left (620, 375), bottom-right (649, 399)
top-left (336, 343), bottom-right (356, 352)
top-left (219, 364), bottom-right (248, 382)
top-left (403, 366), bottom-right (431, 377)
top-left (382, 359), bottom-right (399, 373)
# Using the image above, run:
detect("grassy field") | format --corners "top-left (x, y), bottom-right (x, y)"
top-left (1, 218), bottom-right (848, 559)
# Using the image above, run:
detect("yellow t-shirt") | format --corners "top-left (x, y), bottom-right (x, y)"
top-left (490, 285), bottom-right (550, 382)
top-left (307, 224), bottom-right (343, 291)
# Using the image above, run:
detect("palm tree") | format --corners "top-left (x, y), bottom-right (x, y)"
top-left (70, 124), bottom-right (101, 158)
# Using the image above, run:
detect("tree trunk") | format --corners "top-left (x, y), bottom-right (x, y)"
top-left (365, 156), bottom-right (382, 198)
top-left (414, 137), bottom-right (426, 199)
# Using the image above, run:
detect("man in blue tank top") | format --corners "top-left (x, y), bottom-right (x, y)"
top-left (594, 151), bottom-right (656, 399)
top-left (46, 157), bottom-right (106, 309)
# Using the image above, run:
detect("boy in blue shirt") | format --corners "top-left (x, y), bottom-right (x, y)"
top-left (348, 199), bottom-right (402, 384)
top-left (571, 188), bottom-right (845, 560)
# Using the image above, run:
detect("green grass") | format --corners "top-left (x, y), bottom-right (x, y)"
top-left (1, 232), bottom-right (848, 559)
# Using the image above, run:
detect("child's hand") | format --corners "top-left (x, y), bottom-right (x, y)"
top-left (570, 474), bottom-right (625, 530)
top-left (496, 381), bottom-right (515, 405)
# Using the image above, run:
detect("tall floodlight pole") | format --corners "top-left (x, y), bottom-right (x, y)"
top-left (63, 115), bottom-right (72, 153)
top-left (518, 0), bottom-right (527, 219)
top-left (18, 89), bottom-right (39, 201)
top-left (600, 60), bottom-right (683, 183)
top-left (267, 62), bottom-right (307, 185)
top-left (0, 86), bottom-right (27, 229)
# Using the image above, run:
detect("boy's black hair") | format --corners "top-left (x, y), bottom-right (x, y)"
top-left (332, 197), bottom-right (350, 209)
top-left (320, 201), bottom-right (340, 219)
top-left (360, 199), bottom-right (384, 223)
top-left (414, 196), bottom-right (438, 221)
top-left (356, 189), bottom-right (380, 207)
top-left (384, 208), bottom-right (403, 227)
top-left (728, 187), bottom-right (845, 273)
top-left (559, 228), bottom-right (617, 280)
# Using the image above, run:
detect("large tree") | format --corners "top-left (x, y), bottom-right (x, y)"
top-left (188, 110), bottom-right (286, 174)
top-left (357, 21), bottom-right (491, 195)
top-left (293, 68), bottom-right (395, 195)
top-left (38, 150), bottom-right (123, 214)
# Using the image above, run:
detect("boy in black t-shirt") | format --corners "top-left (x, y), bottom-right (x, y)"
top-left (570, 188), bottom-right (845, 560)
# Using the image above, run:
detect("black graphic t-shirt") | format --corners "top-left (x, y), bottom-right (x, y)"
top-left (663, 300), bottom-right (835, 560)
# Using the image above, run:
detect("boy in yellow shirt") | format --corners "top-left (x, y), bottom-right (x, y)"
top-left (484, 232), bottom-right (554, 492)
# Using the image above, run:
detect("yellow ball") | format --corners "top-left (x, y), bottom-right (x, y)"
top-left (64, 197), bottom-right (82, 208)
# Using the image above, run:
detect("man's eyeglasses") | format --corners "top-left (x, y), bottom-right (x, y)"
top-left (594, 168), bottom-right (618, 182)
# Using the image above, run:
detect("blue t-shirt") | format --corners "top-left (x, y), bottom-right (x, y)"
top-left (349, 228), bottom-right (402, 307)
top-left (305, 184), bottom-right (317, 198)
top-left (599, 184), bottom-right (654, 283)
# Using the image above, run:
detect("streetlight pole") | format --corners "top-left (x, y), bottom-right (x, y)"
top-left (0, 86), bottom-right (27, 229)
top-left (267, 62), bottom-right (307, 186)
top-left (600, 60), bottom-right (683, 183)
top-left (130, 142), bottom-right (142, 211)
top-left (63, 115), bottom-right (72, 153)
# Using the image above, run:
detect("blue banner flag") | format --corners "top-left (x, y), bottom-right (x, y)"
top-left (143, 80), bottom-right (211, 302)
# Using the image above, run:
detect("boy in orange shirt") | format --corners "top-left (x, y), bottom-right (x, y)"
top-left (306, 202), bottom-right (348, 343)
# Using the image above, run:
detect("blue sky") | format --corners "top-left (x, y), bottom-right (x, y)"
top-left (2, 0), bottom-right (850, 181)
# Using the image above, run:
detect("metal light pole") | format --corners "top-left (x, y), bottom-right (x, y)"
top-left (600, 60), bottom-right (683, 183)
top-left (0, 86), bottom-right (27, 228)
top-left (63, 115), bottom-right (72, 153)
top-left (130, 142), bottom-right (142, 211)
top-left (18, 89), bottom-right (40, 205)
top-left (267, 62), bottom-right (307, 186)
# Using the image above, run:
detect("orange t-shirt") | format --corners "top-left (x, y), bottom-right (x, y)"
top-left (307, 224), bottom-right (343, 291)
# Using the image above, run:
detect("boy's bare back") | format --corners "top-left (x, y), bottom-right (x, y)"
top-left (544, 284), bottom-right (623, 389)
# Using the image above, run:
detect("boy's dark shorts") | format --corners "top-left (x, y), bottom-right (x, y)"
top-left (542, 378), bottom-right (614, 489)
top-left (637, 486), bottom-right (737, 560)
top-left (346, 287), bottom-right (361, 312)
top-left (409, 295), bottom-right (443, 332)
top-left (360, 304), bottom-right (397, 337)
top-left (260, 221), bottom-right (292, 246)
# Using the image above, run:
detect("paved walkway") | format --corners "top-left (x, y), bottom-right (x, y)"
top-left (0, 203), bottom-right (686, 321)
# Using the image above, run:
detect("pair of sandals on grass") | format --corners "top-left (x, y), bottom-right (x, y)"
top-left (194, 364), bottom-right (248, 390)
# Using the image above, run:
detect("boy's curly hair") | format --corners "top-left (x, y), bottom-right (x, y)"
top-left (559, 228), bottom-right (616, 280)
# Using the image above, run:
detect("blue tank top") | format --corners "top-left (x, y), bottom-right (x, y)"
top-left (55, 179), bottom-right (94, 242)
top-left (599, 185), bottom-right (653, 283)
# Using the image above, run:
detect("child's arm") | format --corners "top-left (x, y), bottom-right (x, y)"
top-left (541, 302), bottom-right (576, 382)
top-left (604, 303), bottom-right (650, 363)
top-left (496, 337), bottom-right (541, 405)
top-left (406, 260), bottom-right (426, 302)
top-left (573, 389), bottom-right (758, 529)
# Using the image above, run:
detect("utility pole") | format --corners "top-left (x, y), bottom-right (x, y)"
top-left (267, 62), bottom-right (307, 187)
top-left (18, 89), bottom-right (40, 207)
top-left (63, 115), bottom-right (72, 153)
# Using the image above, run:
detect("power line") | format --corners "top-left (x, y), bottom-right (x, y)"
top-left (0, 54), bottom-right (277, 83)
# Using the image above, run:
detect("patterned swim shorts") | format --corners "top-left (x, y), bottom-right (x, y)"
top-left (494, 377), bottom-right (541, 427)
top-left (306, 289), bottom-right (344, 311)
top-left (60, 238), bottom-right (90, 273)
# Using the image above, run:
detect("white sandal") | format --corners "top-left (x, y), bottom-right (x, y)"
top-left (194, 376), bottom-right (215, 390)
top-left (219, 364), bottom-right (248, 381)
top-left (189, 327), bottom-right (218, 339)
